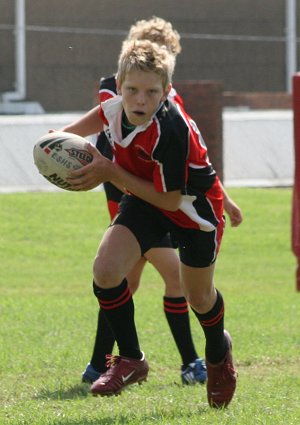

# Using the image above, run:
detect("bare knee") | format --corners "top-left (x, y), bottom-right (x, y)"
top-left (93, 255), bottom-right (121, 288)
top-left (164, 276), bottom-right (183, 297)
top-left (187, 288), bottom-right (217, 314)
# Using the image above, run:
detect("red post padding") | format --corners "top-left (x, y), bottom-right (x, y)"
top-left (292, 73), bottom-right (300, 291)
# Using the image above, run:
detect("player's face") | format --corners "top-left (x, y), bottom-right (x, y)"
top-left (118, 70), bottom-right (171, 127)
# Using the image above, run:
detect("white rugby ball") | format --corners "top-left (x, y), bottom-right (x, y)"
top-left (33, 131), bottom-right (93, 191)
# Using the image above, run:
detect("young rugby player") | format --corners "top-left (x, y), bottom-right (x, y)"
top-left (60, 39), bottom-right (237, 408)
top-left (78, 17), bottom-right (242, 388)
top-left (84, 18), bottom-right (200, 387)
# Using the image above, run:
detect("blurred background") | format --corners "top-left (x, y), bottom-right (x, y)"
top-left (0, 0), bottom-right (297, 190)
top-left (0, 0), bottom-right (298, 111)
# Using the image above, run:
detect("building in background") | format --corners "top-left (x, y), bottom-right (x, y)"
top-left (0, 0), bottom-right (298, 112)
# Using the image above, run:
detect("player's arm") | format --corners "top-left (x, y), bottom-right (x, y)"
top-left (220, 181), bottom-right (243, 227)
top-left (110, 164), bottom-right (182, 211)
top-left (68, 143), bottom-right (182, 211)
top-left (52, 105), bottom-right (103, 137)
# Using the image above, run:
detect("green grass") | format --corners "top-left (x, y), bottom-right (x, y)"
top-left (1, 188), bottom-right (299, 424)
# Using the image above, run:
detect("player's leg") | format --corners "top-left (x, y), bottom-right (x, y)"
top-left (126, 256), bottom-right (147, 294)
top-left (85, 136), bottom-right (147, 385)
top-left (82, 180), bottom-right (123, 383)
top-left (145, 245), bottom-right (206, 384)
top-left (82, 308), bottom-right (115, 383)
top-left (180, 262), bottom-right (236, 407)
top-left (145, 245), bottom-right (181, 295)
top-left (82, 247), bottom-right (146, 383)
top-left (82, 191), bottom-right (145, 383)
top-left (83, 162), bottom-right (148, 383)
top-left (180, 262), bottom-right (226, 361)
top-left (91, 223), bottom-right (149, 395)
top-left (91, 195), bottom-right (171, 395)
top-left (177, 226), bottom-right (237, 408)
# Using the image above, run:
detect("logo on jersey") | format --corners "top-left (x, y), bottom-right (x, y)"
top-left (104, 127), bottom-right (114, 147)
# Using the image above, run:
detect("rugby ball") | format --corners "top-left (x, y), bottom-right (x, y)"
top-left (33, 131), bottom-right (93, 191)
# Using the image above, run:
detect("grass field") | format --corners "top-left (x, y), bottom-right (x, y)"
top-left (1, 188), bottom-right (299, 424)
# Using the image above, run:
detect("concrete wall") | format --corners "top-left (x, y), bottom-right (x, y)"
top-left (0, 114), bottom-right (84, 192)
top-left (0, 110), bottom-right (293, 193)
top-left (223, 110), bottom-right (293, 187)
top-left (0, 0), bottom-right (299, 111)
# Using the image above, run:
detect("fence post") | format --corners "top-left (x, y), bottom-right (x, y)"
top-left (292, 73), bottom-right (300, 291)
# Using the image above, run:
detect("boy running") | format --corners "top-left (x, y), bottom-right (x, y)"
top-left (62, 39), bottom-right (237, 408)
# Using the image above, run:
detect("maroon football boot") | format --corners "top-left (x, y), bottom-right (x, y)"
top-left (91, 352), bottom-right (149, 396)
top-left (206, 330), bottom-right (237, 408)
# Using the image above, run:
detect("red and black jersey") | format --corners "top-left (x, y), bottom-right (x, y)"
top-left (97, 76), bottom-right (184, 160)
top-left (98, 76), bottom-right (223, 231)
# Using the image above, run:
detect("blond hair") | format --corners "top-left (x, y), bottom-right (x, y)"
top-left (117, 39), bottom-right (175, 90)
top-left (126, 16), bottom-right (181, 57)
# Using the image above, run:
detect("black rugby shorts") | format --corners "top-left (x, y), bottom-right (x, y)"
top-left (111, 195), bottom-right (221, 268)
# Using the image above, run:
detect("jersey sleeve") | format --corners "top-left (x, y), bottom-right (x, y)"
top-left (99, 76), bottom-right (117, 104)
top-left (98, 76), bottom-right (117, 122)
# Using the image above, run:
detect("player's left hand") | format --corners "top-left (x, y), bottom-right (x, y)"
top-left (224, 197), bottom-right (243, 227)
top-left (66, 143), bottom-right (111, 191)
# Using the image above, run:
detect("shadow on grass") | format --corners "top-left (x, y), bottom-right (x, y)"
top-left (35, 380), bottom-right (183, 401)
top-left (34, 382), bottom-right (208, 424)
top-left (35, 383), bottom-right (91, 400)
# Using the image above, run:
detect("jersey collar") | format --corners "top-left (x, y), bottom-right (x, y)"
top-left (102, 96), bottom-right (155, 147)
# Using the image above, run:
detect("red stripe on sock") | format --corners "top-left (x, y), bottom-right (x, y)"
top-left (164, 300), bottom-right (188, 309)
top-left (164, 300), bottom-right (189, 314)
top-left (99, 287), bottom-right (131, 310)
top-left (99, 287), bottom-right (130, 306)
top-left (201, 304), bottom-right (224, 327)
top-left (164, 306), bottom-right (189, 314)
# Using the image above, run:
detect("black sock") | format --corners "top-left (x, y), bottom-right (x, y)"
top-left (90, 308), bottom-right (115, 373)
top-left (164, 296), bottom-right (199, 368)
top-left (93, 279), bottom-right (141, 359)
top-left (192, 289), bottom-right (227, 364)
